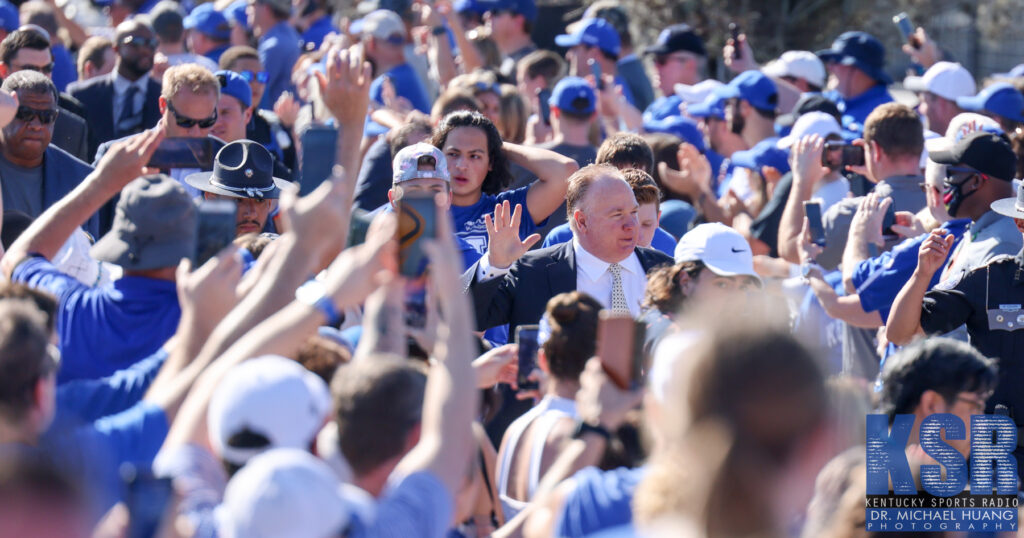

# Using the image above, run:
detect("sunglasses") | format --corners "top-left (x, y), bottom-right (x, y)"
top-left (167, 100), bottom-right (218, 128)
top-left (15, 105), bottom-right (58, 124)
top-left (237, 69), bottom-right (269, 84)
top-left (12, 62), bottom-right (53, 75)
top-left (121, 35), bottom-right (158, 49)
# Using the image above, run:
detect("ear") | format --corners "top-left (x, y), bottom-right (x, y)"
top-left (387, 187), bottom-right (396, 207)
top-left (538, 348), bottom-right (550, 373)
top-left (918, 389), bottom-right (947, 415)
top-left (677, 270), bottom-right (695, 295)
top-left (83, 60), bottom-right (95, 79)
top-left (572, 208), bottom-right (586, 232)
top-left (158, 95), bottom-right (167, 114)
top-left (243, 107), bottom-right (253, 124)
top-left (739, 99), bottom-right (753, 118)
top-left (0, 63), bottom-right (9, 78)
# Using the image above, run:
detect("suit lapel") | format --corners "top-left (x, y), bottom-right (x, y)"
top-left (547, 241), bottom-right (577, 295)
top-left (143, 80), bottom-right (161, 127)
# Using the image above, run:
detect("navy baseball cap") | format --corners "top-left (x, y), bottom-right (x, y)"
top-left (644, 115), bottom-right (706, 153)
top-left (687, 85), bottom-right (728, 120)
top-left (956, 82), bottom-right (1024, 123)
top-left (478, 0), bottom-right (536, 21)
top-left (216, 70), bottom-right (253, 108)
top-left (185, 3), bottom-right (231, 41)
top-left (816, 31), bottom-right (892, 85)
top-left (555, 18), bottom-right (620, 57)
top-left (931, 131), bottom-right (1016, 182)
top-left (549, 76), bottom-right (596, 115)
top-left (643, 24), bottom-right (706, 57)
top-left (718, 70), bottom-right (778, 113)
top-left (731, 138), bottom-right (790, 174)
top-left (0, 1), bottom-right (18, 32)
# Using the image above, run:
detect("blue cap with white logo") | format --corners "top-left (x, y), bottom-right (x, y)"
top-left (718, 70), bottom-right (778, 113)
top-left (548, 76), bottom-right (596, 115)
top-left (216, 70), bottom-right (252, 108)
top-left (730, 138), bottom-right (790, 174)
top-left (184, 3), bottom-right (231, 41)
top-left (686, 85), bottom-right (729, 120)
top-left (644, 115), bottom-right (706, 153)
top-left (555, 18), bottom-right (620, 57)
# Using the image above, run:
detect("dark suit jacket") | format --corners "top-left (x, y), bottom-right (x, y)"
top-left (52, 106), bottom-right (89, 162)
top-left (39, 145), bottom-right (98, 237)
top-left (461, 241), bottom-right (674, 335)
top-left (68, 73), bottom-right (161, 161)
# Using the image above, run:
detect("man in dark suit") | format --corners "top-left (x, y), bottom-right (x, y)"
top-left (67, 18), bottom-right (161, 159)
top-left (0, 71), bottom-right (97, 236)
top-left (0, 26), bottom-right (89, 161)
top-left (463, 163), bottom-right (673, 335)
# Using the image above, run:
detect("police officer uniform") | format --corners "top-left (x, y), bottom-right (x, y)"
top-left (918, 177), bottom-right (1024, 478)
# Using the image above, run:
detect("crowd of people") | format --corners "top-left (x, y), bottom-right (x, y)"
top-left (0, 0), bottom-right (1023, 535)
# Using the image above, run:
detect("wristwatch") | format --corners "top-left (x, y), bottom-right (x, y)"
top-left (572, 419), bottom-right (612, 441)
top-left (295, 279), bottom-right (343, 327)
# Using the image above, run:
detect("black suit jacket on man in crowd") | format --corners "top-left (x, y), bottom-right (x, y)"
top-left (462, 240), bottom-right (673, 443)
top-left (67, 72), bottom-right (162, 159)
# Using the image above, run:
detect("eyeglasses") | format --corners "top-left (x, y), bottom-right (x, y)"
top-left (654, 54), bottom-right (694, 67)
top-left (12, 62), bottom-right (53, 75)
top-left (473, 81), bottom-right (500, 94)
top-left (121, 35), bottom-right (158, 49)
top-left (237, 69), bottom-right (269, 84)
top-left (167, 100), bottom-right (218, 128)
top-left (15, 105), bottom-right (58, 124)
top-left (955, 394), bottom-right (987, 414)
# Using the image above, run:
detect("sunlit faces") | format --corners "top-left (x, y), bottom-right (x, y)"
top-left (575, 175), bottom-right (639, 263)
top-left (231, 57), bottom-right (266, 107)
top-left (442, 126), bottom-right (491, 203)
top-left (204, 192), bottom-right (272, 236)
top-left (686, 268), bottom-right (759, 304)
top-left (637, 202), bottom-right (659, 248)
top-left (388, 176), bottom-right (452, 209)
top-left (0, 90), bottom-right (57, 167)
top-left (162, 88), bottom-right (218, 138)
top-left (211, 93), bottom-right (251, 143)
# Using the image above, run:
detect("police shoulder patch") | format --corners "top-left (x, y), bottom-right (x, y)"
top-left (934, 270), bottom-right (964, 291)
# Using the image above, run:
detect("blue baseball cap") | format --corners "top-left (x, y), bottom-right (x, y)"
top-left (642, 94), bottom-right (683, 123)
top-left (453, 0), bottom-right (487, 15)
top-left (816, 31), bottom-right (892, 85)
top-left (477, 0), bottom-right (536, 22)
top-left (644, 116), bottom-right (705, 153)
top-left (226, 0), bottom-right (249, 30)
top-left (549, 76), bottom-right (596, 115)
top-left (185, 3), bottom-right (231, 41)
top-left (718, 70), bottom-right (778, 113)
top-left (686, 85), bottom-right (728, 120)
top-left (555, 18), bottom-right (620, 57)
top-left (731, 138), bottom-right (790, 175)
top-left (0, 1), bottom-right (18, 32)
top-left (956, 82), bottom-right (1024, 123)
top-left (216, 70), bottom-right (252, 108)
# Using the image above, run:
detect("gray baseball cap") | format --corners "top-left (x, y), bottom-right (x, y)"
top-left (91, 174), bottom-right (197, 271)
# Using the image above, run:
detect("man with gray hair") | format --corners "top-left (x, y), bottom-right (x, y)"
top-left (0, 70), bottom-right (96, 236)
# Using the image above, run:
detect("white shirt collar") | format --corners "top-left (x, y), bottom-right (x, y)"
top-left (113, 72), bottom-right (149, 95)
top-left (572, 238), bottom-right (643, 281)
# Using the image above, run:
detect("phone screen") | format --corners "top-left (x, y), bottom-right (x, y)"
top-left (396, 193), bottom-right (438, 282)
top-left (804, 200), bottom-right (826, 247)
top-left (587, 58), bottom-right (604, 90)
top-left (597, 312), bottom-right (644, 390)
top-left (148, 137), bottom-right (215, 170)
top-left (516, 325), bottom-right (540, 390)
top-left (298, 124), bottom-right (339, 196)
top-left (882, 199), bottom-right (896, 236)
top-left (821, 142), bottom-right (864, 168)
top-left (121, 463), bottom-right (174, 538)
top-left (537, 88), bottom-right (552, 126)
top-left (893, 13), bottom-right (917, 46)
top-left (194, 199), bottom-right (237, 267)
top-left (729, 22), bottom-right (742, 59)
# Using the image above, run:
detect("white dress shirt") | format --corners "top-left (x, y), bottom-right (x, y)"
top-left (112, 72), bottom-right (149, 126)
top-left (476, 238), bottom-right (647, 317)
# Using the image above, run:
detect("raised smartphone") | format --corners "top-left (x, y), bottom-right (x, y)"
top-left (194, 199), bottom-right (237, 267)
top-left (516, 324), bottom-right (540, 390)
top-left (298, 124), bottom-right (339, 196)
top-left (596, 311), bottom-right (646, 390)
top-left (148, 137), bottom-right (215, 169)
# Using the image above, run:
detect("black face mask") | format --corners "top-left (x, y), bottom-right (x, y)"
top-left (943, 174), bottom-right (978, 218)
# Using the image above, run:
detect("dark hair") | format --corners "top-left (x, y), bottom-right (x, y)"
top-left (223, 427), bottom-right (271, 476)
top-left (389, 117), bottom-right (433, 158)
top-left (232, 233), bottom-right (274, 259)
top-left (331, 356), bottom-right (426, 476)
top-left (0, 300), bottom-right (53, 422)
top-left (596, 132), bottom-right (654, 174)
top-left (76, 36), bottom-right (114, 80)
top-left (0, 282), bottom-right (56, 335)
top-left (431, 111), bottom-right (512, 195)
top-left (642, 133), bottom-right (690, 203)
top-left (863, 102), bottom-right (925, 160)
top-left (148, 1), bottom-right (186, 44)
top-left (877, 338), bottom-right (997, 419)
top-left (623, 169), bottom-right (661, 205)
top-left (542, 292), bottom-right (601, 381)
top-left (1, 69), bottom-right (56, 101)
top-left (0, 27), bottom-right (50, 66)
top-left (296, 334), bottom-right (351, 386)
top-left (19, 2), bottom-right (59, 37)
top-left (518, 49), bottom-right (564, 88)
top-left (431, 88), bottom-right (481, 123)
top-left (219, 45), bottom-right (260, 71)
top-left (643, 261), bottom-right (703, 314)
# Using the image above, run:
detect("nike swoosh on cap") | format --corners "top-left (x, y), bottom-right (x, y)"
top-left (731, 247), bottom-right (746, 253)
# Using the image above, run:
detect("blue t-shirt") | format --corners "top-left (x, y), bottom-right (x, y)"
top-left (825, 85), bottom-right (894, 135)
top-left (14, 256), bottom-right (181, 383)
top-left (555, 466), bottom-right (646, 537)
top-left (541, 222), bottom-right (676, 257)
top-left (301, 15), bottom-right (339, 50)
top-left (365, 63), bottom-right (432, 136)
top-left (451, 185), bottom-right (543, 257)
top-left (258, 21), bottom-right (301, 110)
top-left (51, 44), bottom-right (77, 93)
top-left (40, 401), bottom-right (169, 521)
top-left (205, 45), bottom-right (230, 66)
top-left (851, 219), bottom-right (970, 321)
top-left (53, 348), bottom-right (167, 432)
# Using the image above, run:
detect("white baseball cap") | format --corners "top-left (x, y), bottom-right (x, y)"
top-left (776, 111), bottom-right (842, 149)
top-left (674, 223), bottom-right (762, 286)
top-left (762, 51), bottom-right (826, 88)
top-left (392, 142), bottom-right (451, 184)
top-left (903, 61), bottom-right (976, 102)
top-left (673, 79), bottom-right (724, 106)
top-left (925, 112), bottom-right (1004, 155)
top-left (208, 355), bottom-right (332, 466)
top-left (357, 9), bottom-right (404, 41)
top-left (215, 449), bottom-right (350, 538)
